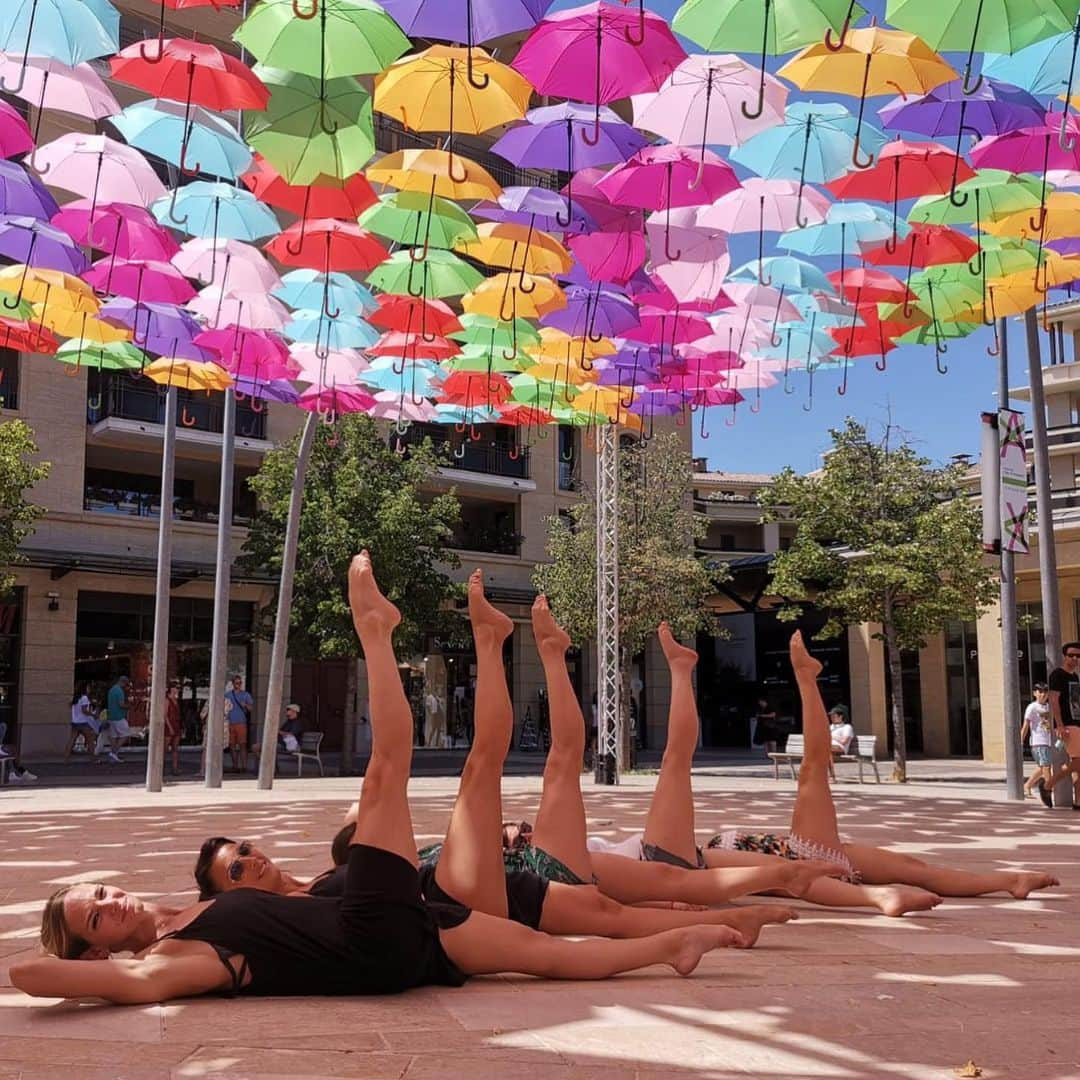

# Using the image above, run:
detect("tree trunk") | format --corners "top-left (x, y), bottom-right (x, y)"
top-left (883, 617), bottom-right (907, 783)
top-left (340, 657), bottom-right (359, 776)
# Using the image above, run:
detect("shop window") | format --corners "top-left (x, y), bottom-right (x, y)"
top-left (0, 348), bottom-right (18, 410)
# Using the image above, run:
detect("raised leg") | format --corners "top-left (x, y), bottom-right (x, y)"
top-left (434, 570), bottom-right (514, 918)
top-left (788, 631), bottom-right (844, 852)
top-left (529, 596), bottom-right (593, 882)
top-left (438, 909), bottom-right (744, 979)
top-left (641, 624), bottom-right (700, 867)
top-left (347, 551), bottom-right (419, 868)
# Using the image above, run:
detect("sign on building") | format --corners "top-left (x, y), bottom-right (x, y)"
top-left (998, 409), bottom-right (1029, 555)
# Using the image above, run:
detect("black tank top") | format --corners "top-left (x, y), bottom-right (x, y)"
top-left (169, 863), bottom-right (466, 996)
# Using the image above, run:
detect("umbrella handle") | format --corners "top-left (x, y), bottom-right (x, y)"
top-left (837, 354), bottom-right (849, 396)
top-left (803, 364), bottom-right (815, 411)
top-left (664, 228), bottom-right (682, 263)
top-left (28, 144), bottom-right (50, 175)
top-left (508, 441), bottom-right (521, 460)
top-left (284, 221), bottom-right (306, 257)
top-left (556, 123), bottom-right (575, 228)
top-left (178, 137), bottom-right (202, 178)
top-left (393, 436), bottom-right (407, 455)
top-left (851, 132), bottom-right (874, 171)
top-left (623, 0), bottom-right (646, 46)
top-left (139, 31), bottom-right (167, 65)
top-left (960, 3), bottom-right (985, 99)
top-left (319, 97), bottom-right (339, 136)
top-left (824, 0), bottom-right (856, 50)
top-left (250, 398), bottom-right (265, 414)
top-left (466, 48), bottom-right (490, 90)
top-left (395, 417), bottom-right (410, 436)
top-left (166, 185), bottom-right (190, 227)
top-left (987, 318), bottom-right (1000, 357)
top-left (292, 0), bottom-right (318, 17)
top-left (323, 282), bottom-right (340, 320)
top-left (875, 351), bottom-right (888, 372)
top-left (447, 148), bottom-right (469, 183)
top-left (1030, 206), bottom-right (1047, 234)
top-left (180, 406), bottom-right (197, 427)
top-left (469, 423), bottom-right (482, 442)
top-left (936, 345), bottom-right (948, 374)
top-left (518, 266), bottom-right (536, 294)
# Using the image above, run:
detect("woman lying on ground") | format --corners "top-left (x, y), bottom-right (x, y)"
top-left (583, 630), bottom-right (1059, 910)
top-left (195, 574), bottom-right (822, 947)
top-left (11, 554), bottom-right (746, 1006)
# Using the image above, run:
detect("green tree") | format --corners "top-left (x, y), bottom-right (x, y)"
top-left (758, 419), bottom-right (998, 781)
top-left (0, 419), bottom-right (49, 596)
top-left (533, 431), bottom-right (725, 770)
top-left (240, 414), bottom-right (462, 767)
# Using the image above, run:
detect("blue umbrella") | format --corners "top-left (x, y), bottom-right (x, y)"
top-left (1, 0), bottom-right (119, 93)
top-left (0, 159), bottom-right (59, 220)
top-left (434, 402), bottom-right (501, 425)
top-left (983, 31), bottom-right (1080, 99)
top-left (285, 309), bottom-right (379, 351)
top-left (360, 357), bottom-right (445, 399)
top-left (731, 102), bottom-right (887, 227)
top-left (274, 269), bottom-right (377, 315)
top-left (778, 202), bottom-right (908, 281)
top-left (787, 292), bottom-right (856, 328)
top-left (152, 182), bottom-right (280, 242)
top-left (730, 255), bottom-right (836, 293)
top-left (112, 100), bottom-right (252, 181)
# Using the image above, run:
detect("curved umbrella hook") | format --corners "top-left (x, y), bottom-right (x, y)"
top-left (581, 15), bottom-right (604, 146)
top-left (465, 0), bottom-right (491, 90)
top-left (960, 0), bottom-right (986, 96)
top-left (663, 167), bottom-right (683, 261)
top-left (318, 96), bottom-right (340, 137)
top-left (824, 0), bottom-right (857, 50)
top-left (623, 0), bottom-right (646, 46)
top-left (769, 284), bottom-right (786, 347)
top-left (284, 217), bottom-right (306, 258)
top-left (555, 123), bottom-right (575, 228)
top-left (803, 364), bottom-right (815, 411)
top-left (741, 0), bottom-right (770, 121)
top-left (837, 353), bottom-right (850, 396)
top-left (687, 69), bottom-right (714, 193)
top-left (949, 108), bottom-right (973, 206)
top-left (138, 0), bottom-right (167, 64)
top-left (585, 285), bottom-right (605, 343)
top-left (292, 0), bottom-right (318, 17)
top-left (517, 229), bottom-right (537, 293)
top-left (0, 0), bottom-right (37, 93)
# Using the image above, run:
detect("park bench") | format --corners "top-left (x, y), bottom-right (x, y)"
top-left (769, 733), bottom-right (882, 784)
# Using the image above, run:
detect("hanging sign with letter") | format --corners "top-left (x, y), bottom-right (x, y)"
top-left (998, 409), bottom-right (1029, 554)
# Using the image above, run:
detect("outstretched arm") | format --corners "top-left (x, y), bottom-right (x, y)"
top-left (11, 950), bottom-right (231, 1005)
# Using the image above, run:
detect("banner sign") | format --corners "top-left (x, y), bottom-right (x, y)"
top-left (998, 409), bottom-right (1029, 555)
top-left (980, 412), bottom-right (999, 552)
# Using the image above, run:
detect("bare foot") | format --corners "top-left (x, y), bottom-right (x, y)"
top-left (532, 594), bottom-right (571, 657)
top-left (868, 884), bottom-right (943, 917)
top-left (789, 630), bottom-right (822, 680)
top-left (720, 904), bottom-right (798, 948)
top-left (1009, 871), bottom-right (1059, 899)
top-left (658, 622), bottom-right (697, 670)
top-left (668, 925), bottom-right (745, 976)
top-left (468, 569), bottom-right (513, 649)
top-left (781, 858), bottom-right (848, 898)
top-left (348, 551), bottom-right (400, 640)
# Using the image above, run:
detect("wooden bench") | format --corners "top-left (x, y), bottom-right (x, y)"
top-left (769, 734), bottom-right (881, 783)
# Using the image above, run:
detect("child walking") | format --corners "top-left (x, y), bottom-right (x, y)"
top-left (1022, 683), bottom-right (1054, 798)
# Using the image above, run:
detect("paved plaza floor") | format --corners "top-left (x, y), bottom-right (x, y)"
top-left (1, 767), bottom-right (1077, 1079)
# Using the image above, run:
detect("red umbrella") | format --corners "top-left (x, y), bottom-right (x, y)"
top-left (110, 39), bottom-right (268, 110)
top-left (441, 370), bottom-right (512, 405)
top-left (826, 268), bottom-right (914, 305)
top-left (242, 154), bottom-right (377, 220)
top-left (862, 222), bottom-right (978, 269)
top-left (369, 294), bottom-right (462, 338)
top-left (265, 219), bottom-right (389, 273)
top-left (369, 332), bottom-right (460, 361)
top-left (139, 0), bottom-right (245, 66)
top-left (828, 140), bottom-right (975, 251)
top-left (0, 317), bottom-right (58, 354)
top-left (498, 403), bottom-right (554, 426)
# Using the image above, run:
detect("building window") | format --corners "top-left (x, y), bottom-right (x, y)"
top-left (0, 348), bottom-right (19, 410)
top-left (945, 620), bottom-right (982, 756)
top-left (558, 425), bottom-right (577, 491)
top-left (83, 466), bottom-right (256, 524)
top-left (0, 590), bottom-right (23, 752)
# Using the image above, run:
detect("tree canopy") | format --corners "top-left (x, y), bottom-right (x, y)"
top-left (0, 419), bottom-right (49, 596)
top-left (758, 418), bottom-right (998, 779)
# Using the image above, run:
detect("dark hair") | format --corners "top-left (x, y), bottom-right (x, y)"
top-left (1064, 643), bottom-right (1080, 656)
top-left (70, 685), bottom-right (85, 706)
top-left (194, 836), bottom-right (233, 900)
top-left (331, 822), bottom-right (356, 867)
top-left (1034, 682), bottom-right (1049, 692)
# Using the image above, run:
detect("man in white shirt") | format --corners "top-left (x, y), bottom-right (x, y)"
top-left (828, 705), bottom-right (855, 755)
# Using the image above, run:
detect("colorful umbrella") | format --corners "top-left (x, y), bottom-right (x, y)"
top-left (0, 160), bottom-right (59, 220)
top-left (366, 148), bottom-right (502, 202)
top-left (154, 181), bottom-right (280, 241)
top-left (359, 190), bottom-right (477, 256)
top-left (0, 100), bottom-right (33, 160)
top-left (173, 238), bottom-right (283, 294)
top-left (0, 216), bottom-right (88, 275)
top-left (0, 56), bottom-right (119, 144)
top-left (32, 132), bottom-right (166, 210)
top-left (53, 200), bottom-right (178, 262)
top-left (242, 153), bottom-right (377, 220)
top-left (144, 357), bottom-right (232, 391)
top-left (273, 269), bottom-right (376, 317)
top-left (366, 248), bottom-right (483, 298)
top-left (456, 221), bottom-right (573, 278)
top-left (55, 337), bottom-right (145, 371)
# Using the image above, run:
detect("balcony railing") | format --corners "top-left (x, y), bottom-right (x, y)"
top-left (87, 372), bottom-right (267, 440)
top-left (1024, 423), bottom-right (1080, 450)
top-left (393, 423), bottom-right (530, 480)
top-left (84, 485), bottom-right (253, 526)
top-left (451, 527), bottom-right (523, 557)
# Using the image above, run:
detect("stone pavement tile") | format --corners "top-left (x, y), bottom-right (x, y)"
top-left (0, 1066), bottom-right (170, 1080)
top-left (0, 995), bottom-right (164, 1042)
top-left (0, 1036), bottom-right (196, 1069)
top-left (853, 1033), bottom-right (1080, 1079)
top-left (171, 1045), bottom-right (412, 1078)
top-left (379, 1026), bottom-right (550, 1054)
top-left (402, 1050), bottom-right (638, 1080)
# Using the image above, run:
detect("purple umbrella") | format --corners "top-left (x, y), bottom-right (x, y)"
top-left (231, 375), bottom-right (300, 404)
top-left (879, 79), bottom-right (1046, 205)
top-left (381, 0), bottom-right (555, 88)
top-left (540, 283), bottom-right (639, 339)
top-left (492, 102), bottom-right (648, 226)
top-left (472, 186), bottom-right (597, 234)
top-left (0, 215), bottom-right (88, 274)
top-left (99, 297), bottom-right (208, 357)
top-left (0, 160), bottom-right (59, 220)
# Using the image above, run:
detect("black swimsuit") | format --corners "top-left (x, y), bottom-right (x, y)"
top-left (167, 845), bottom-right (469, 996)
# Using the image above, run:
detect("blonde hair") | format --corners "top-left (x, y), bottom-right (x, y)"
top-left (41, 885), bottom-right (88, 960)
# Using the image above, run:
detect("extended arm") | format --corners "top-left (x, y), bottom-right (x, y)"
top-left (10, 949), bottom-right (232, 1005)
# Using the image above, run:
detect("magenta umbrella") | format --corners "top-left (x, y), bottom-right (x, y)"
top-left (596, 145), bottom-right (739, 261)
top-left (0, 99), bottom-right (33, 160)
top-left (566, 225), bottom-right (645, 286)
top-left (188, 287), bottom-right (290, 331)
top-left (84, 257), bottom-right (197, 304)
top-left (512, 0), bottom-right (686, 146)
top-left (52, 200), bottom-right (179, 261)
top-left (195, 326), bottom-right (299, 382)
top-left (298, 384), bottom-right (377, 418)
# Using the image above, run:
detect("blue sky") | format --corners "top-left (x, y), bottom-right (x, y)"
top-left (548, 0), bottom-right (1026, 474)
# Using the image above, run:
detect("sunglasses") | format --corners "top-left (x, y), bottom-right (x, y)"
top-left (1067, 654), bottom-right (1080, 660)
top-left (227, 840), bottom-right (253, 883)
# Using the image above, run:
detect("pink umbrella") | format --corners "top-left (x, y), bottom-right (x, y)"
top-left (596, 145), bottom-right (739, 261)
top-left (31, 133), bottom-right (166, 209)
top-left (674, 339), bottom-right (743, 371)
top-left (84, 257), bottom-right (197, 304)
top-left (195, 326), bottom-right (299, 381)
top-left (721, 282), bottom-right (801, 324)
top-left (188, 287), bottom-right (291, 331)
top-left (628, 308), bottom-right (714, 354)
top-left (173, 238), bottom-right (282, 294)
top-left (567, 226), bottom-right (646, 286)
top-left (0, 56), bottom-right (120, 138)
top-left (291, 344), bottom-right (368, 385)
top-left (0, 99), bottom-right (33, 160)
top-left (706, 311), bottom-right (774, 351)
top-left (645, 206), bottom-right (730, 304)
top-left (52, 201), bottom-right (179, 261)
top-left (512, 1), bottom-right (686, 146)
top-left (632, 54), bottom-right (787, 153)
top-left (298, 385), bottom-right (376, 417)
top-left (369, 392), bottom-right (439, 424)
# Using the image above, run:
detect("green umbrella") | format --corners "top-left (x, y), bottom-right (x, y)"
top-left (673, 0), bottom-right (866, 118)
top-left (246, 65), bottom-right (374, 185)
top-left (510, 372), bottom-right (580, 406)
top-left (234, 0), bottom-right (410, 79)
top-left (886, 0), bottom-right (1075, 94)
top-left (909, 170), bottom-right (1045, 226)
top-left (450, 313), bottom-right (541, 350)
top-left (359, 191), bottom-right (477, 253)
top-left (444, 345), bottom-right (531, 374)
top-left (56, 338), bottom-right (146, 370)
top-left (366, 248), bottom-right (484, 299)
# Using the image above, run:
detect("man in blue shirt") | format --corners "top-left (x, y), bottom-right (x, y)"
top-left (225, 675), bottom-right (253, 772)
top-left (106, 675), bottom-right (129, 727)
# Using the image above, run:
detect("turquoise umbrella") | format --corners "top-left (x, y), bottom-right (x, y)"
top-left (730, 255), bottom-right (836, 293)
top-left (274, 269), bottom-right (377, 315)
top-left (152, 181), bottom-right (280, 241)
top-left (778, 202), bottom-right (909, 281)
top-left (112, 99), bottom-right (252, 181)
top-left (285, 309), bottom-right (379, 351)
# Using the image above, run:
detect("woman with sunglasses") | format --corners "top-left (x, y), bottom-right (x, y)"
top-left (14, 554), bottom-right (747, 1007)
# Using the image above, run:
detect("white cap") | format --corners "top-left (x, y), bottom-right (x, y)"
top-left (286, 703), bottom-right (300, 712)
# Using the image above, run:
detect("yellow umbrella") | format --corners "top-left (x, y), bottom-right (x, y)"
top-left (526, 359), bottom-right (594, 386)
top-left (984, 192), bottom-right (1080, 243)
top-left (462, 273), bottom-right (566, 320)
top-left (779, 27), bottom-right (957, 168)
top-left (456, 222), bottom-right (573, 277)
top-left (374, 45), bottom-right (532, 136)
top-left (367, 148), bottom-right (502, 202)
top-left (0, 265), bottom-right (95, 308)
top-left (571, 384), bottom-right (628, 423)
top-left (35, 304), bottom-right (131, 343)
top-left (526, 327), bottom-right (616, 363)
top-left (143, 358), bottom-right (233, 392)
